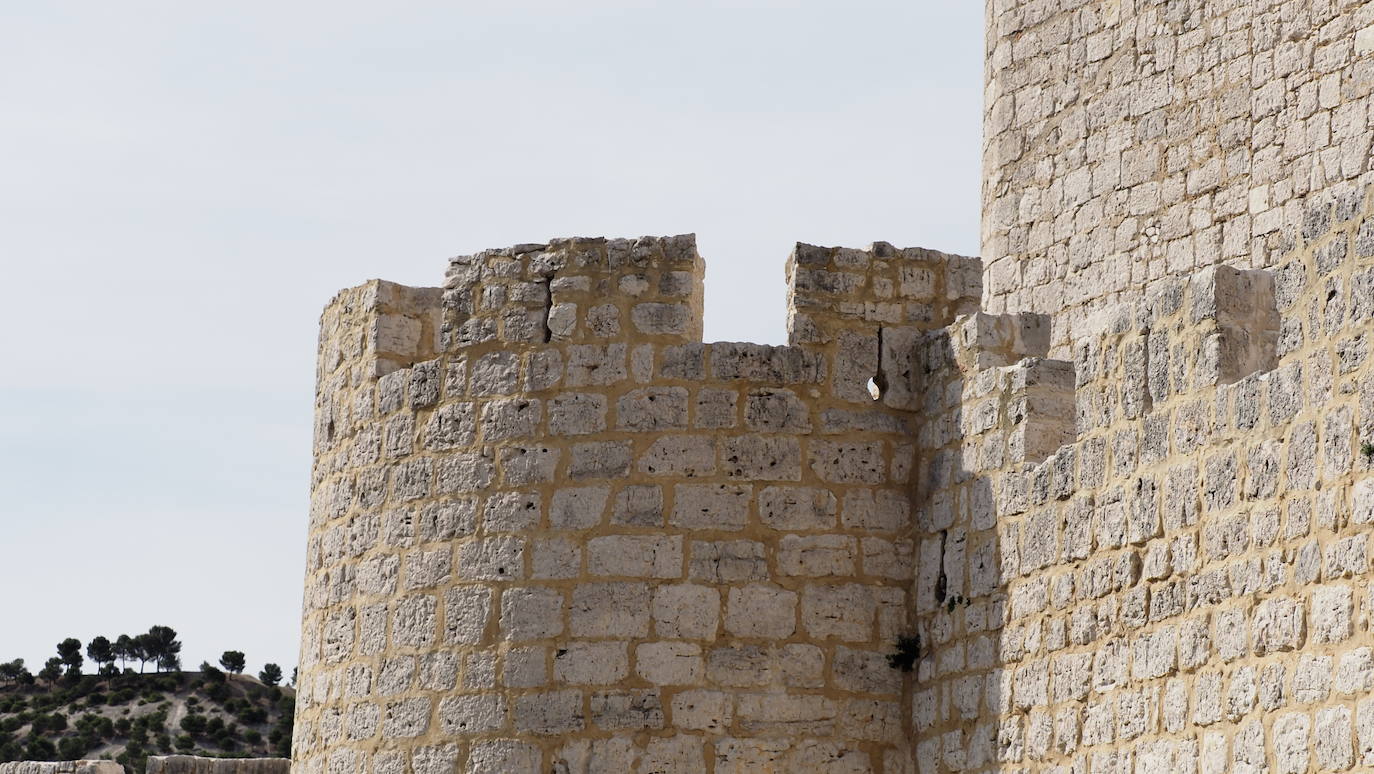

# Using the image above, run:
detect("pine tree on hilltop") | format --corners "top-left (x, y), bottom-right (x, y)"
top-left (56, 639), bottom-right (83, 677)
top-left (86, 636), bottom-right (113, 674)
top-left (113, 634), bottom-right (134, 671)
top-left (145, 626), bottom-right (181, 673)
top-left (259, 663), bottom-right (282, 686)
top-left (219, 651), bottom-right (246, 675)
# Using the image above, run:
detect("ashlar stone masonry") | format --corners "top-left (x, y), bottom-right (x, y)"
top-left (296, 1), bottom-right (1374, 772)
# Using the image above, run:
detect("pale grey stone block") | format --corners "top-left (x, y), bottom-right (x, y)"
top-left (568, 441), bottom-right (631, 479)
top-left (759, 486), bottom-right (837, 530)
top-left (515, 690), bottom-right (584, 736)
top-left (443, 585), bottom-right (491, 645)
top-left (635, 642), bottom-right (703, 685)
top-left (548, 393), bottom-right (607, 436)
top-left (652, 584), bottom-right (720, 640)
top-left (499, 587), bottom-right (564, 641)
top-left (617, 387), bottom-right (689, 431)
top-left (381, 697), bottom-right (431, 738)
top-left (640, 436), bottom-right (717, 477)
top-left (590, 690), bottom-right (665, 731)
top-left (482, 491), bottom-right (540, 532)
top-left (479, 398), bottom-right (541, 441)
top-left (437, 694), bottom-right (507, 735)
top-left (391, 594), bottom-right (437, 649)
top-left (466, 740), bottom-right (541, 774)
top-left (457, 537), bottom-right (524, 581)
top-left (724, 584), bottom-right (797, 638)
top-left (612, 485), bottom-right (663, 526)
top-left (671, 484), bottom-right (750, 530)
top-left (570, 582), bottom-right (651, 637)
top-left (553, 642), bottom-right (628, 685)
top-left (688, 540), bottom-right (768, 583)
top-left (721, 435), bottom-right (802, 481)
top-left (587, 535), bottom-right (682, 578)
top-left (549, 486), bottom-right (609, 529)
top-left (499, 444), bottom-right (561, 485)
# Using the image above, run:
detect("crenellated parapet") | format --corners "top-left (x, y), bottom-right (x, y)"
top-left (300, 180), bottom-right (1374, 774)
top-left (298, 236), bottom-right (984, 774)
top-left (440, 236), bottom-right (704, 351)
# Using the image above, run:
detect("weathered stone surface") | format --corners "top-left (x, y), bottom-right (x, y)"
top-left (306, 46), bottom-right (1374, 771)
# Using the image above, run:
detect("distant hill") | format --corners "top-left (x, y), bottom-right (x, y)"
top-left (0, 669), bottom-right (293, 774)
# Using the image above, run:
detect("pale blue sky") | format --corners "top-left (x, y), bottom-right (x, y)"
top-left (0, 1), bottom-right (983, 675)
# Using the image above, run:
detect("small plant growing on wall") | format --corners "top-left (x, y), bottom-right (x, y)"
top-left (887, 634), bottom-right (921, 673)
top-left (1362, 440), bottom-right (1373, 461)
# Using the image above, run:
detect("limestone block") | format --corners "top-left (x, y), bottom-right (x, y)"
top-left (721, 435), bottom-right (803, 481)
top-left (809, 441), bottom-right (886, 484)
top-left (1315, 705), bottom-right (1354, 770)
top-left (381, 697), bottom-right (431, 737)
top-left (471, 351), bottom-right (519, 396)
top-left (549, 486), bottom-right (609, 529)
top-left (1336, 647), bottom-right (1374, 695)
top-left (479, 398), bottom-right (540, 441)
top-left (531, 537), bottom-right (579, 579)
top-left (456, 537), bottom-right (523, 581)
top-left (617, 387), bottom-right (689, 431)
top-left (734, 694), bottom-right (838, 736)
top-left (652, 584), bottom-right (720, 639)
top-left (640, 436), bottom-right (717, 477)
top-left (483, 491), bottom-right (540, 532)
top-left (725, 585), bottom-right (798, 638)
top-left (1296, 654), bottom-right (1334, 703)
top-left (1310, 584), bottom-right (1354, 644)
top-left (499, 587), bottom-right (564, 641)
top-left (835, 489), bottom-right (912, 533)
top-left (1252, 597), bottom-right (1304, 655)
top-left (587, 535), bottom-right (682, 578)
top-left (801, 584), bottom-right (876, 641)
top-left (570, 582), bottom-right (651, 638)
top-left (833, 646), bottom-right (900, 695)
top-left (759, 486), bottom-right (837, 530)
top-left (671, 484), bottom-right (750, 531)
top-left (590, 690), bottom-right (664, 731)
top-left (695, 388), bottom-right (738, 428)
top-left (635, 642), bottom-right (704, 685)
top-left (744, 388), bottom-right (812, 433)
top-left (689, 540), bottom-right (768, 583)
top-left (777, 535), bottom-right (857, 577)
top-left (499, 444), bottom-right (560, 485)
top-left (565, 344), bottom-right (627, 387)
top-left (547, 393), bottom-right (607, 436)
top-left (443, 586), bottom-right (492, 645)
top-left (390, 595), bottom-right (437, 649)
top-left (514, 690), bottom-right (583, 736)
top-left (553, 642), bottom-right (629, 685)
top-left (611, 484), bottom-right (663, 526)
top-left (631, 302), bottom-right (691, 335)
top-left (437, 694), bottom-right (507, 734)
top-left (671, 690), bottom-right (733, 732)
top-left (403, 548), bottom-right (451, 590)
top-left (503, 647), bottom-right (545, 689)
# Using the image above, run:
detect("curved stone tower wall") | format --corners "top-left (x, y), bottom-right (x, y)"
top-left (296, 236), bottom-right (981, 774)
top-left (293, 3), bottom-right (1374, 772)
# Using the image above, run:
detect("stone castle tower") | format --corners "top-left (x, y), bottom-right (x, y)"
top-left (296, 1), bottom-right (1374, 772)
